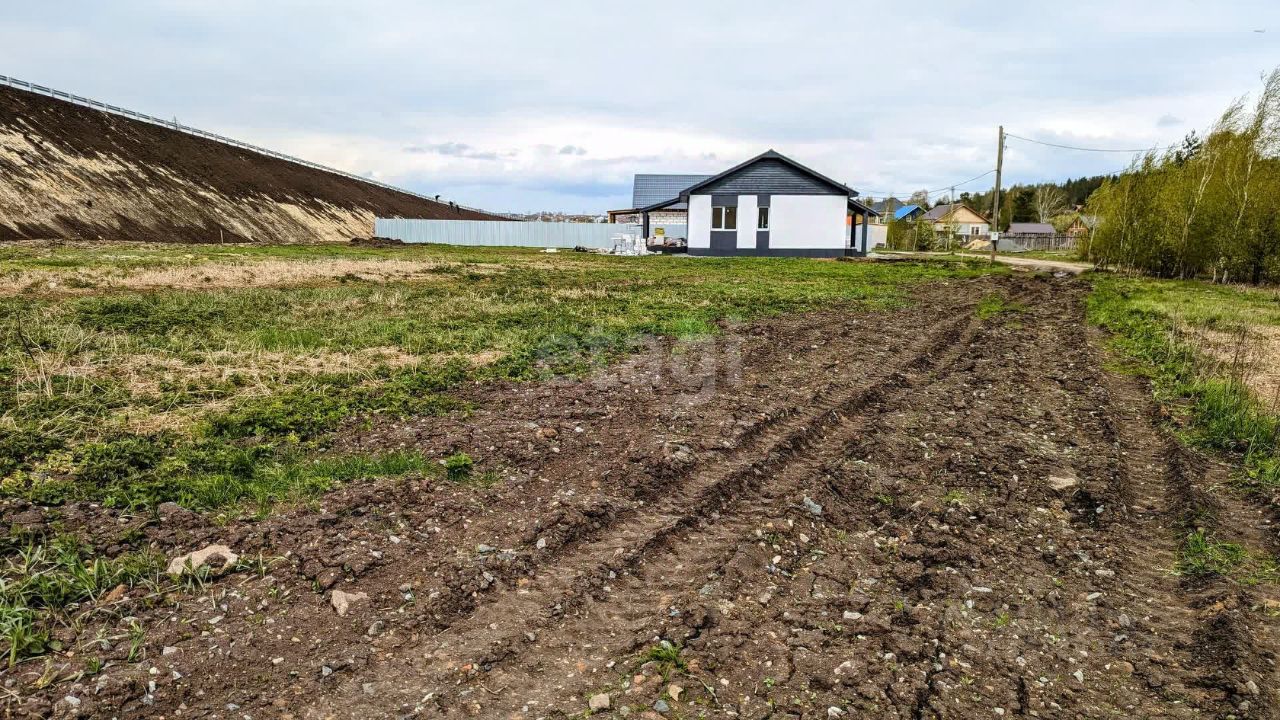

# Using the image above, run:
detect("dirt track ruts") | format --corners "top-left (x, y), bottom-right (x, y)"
top-left (14, 274), bottom-right (1280, 719)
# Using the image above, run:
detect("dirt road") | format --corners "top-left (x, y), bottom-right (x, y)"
top-left (15, 274), bottom-right (1280, 719)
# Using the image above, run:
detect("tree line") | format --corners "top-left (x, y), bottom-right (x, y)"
top-left (867, 176), bottom-right (1113, 232)
top-left (1082, 68), bottom-right (1280, 283)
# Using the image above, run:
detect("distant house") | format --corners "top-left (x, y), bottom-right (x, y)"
top-left (894, 204), bottom-right (925, 222)
top-left (643, 149), bottom-right (878, 256)
top-left (870, 197), bottom-right (907, 224)
top-left (1065, 216), bottom-right (1094, 236)
top-left (924, 203), bottom-right (990, 238)
top-left (1006, 222), bottom-right (1056, 236)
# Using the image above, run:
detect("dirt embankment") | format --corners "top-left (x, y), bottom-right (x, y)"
top-left (0, 84), bottom-right (501, 244)
top-left (4, 274), bottom-right (1279, 718)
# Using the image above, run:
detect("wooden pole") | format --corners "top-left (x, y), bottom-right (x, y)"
top-left (990, 126), bottom-right (1004, 264)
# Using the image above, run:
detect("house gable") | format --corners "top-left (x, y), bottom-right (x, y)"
top-left (682, 151), bottom-right (853, 198)
top-left (945, 206), bottom-right (988, 224)
top-left (926, 203), bottom-right (989, 225)
top-left (692, 158), bottom-right (847, 196)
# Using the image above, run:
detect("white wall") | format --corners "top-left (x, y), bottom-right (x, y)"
top-left (687, 194), bottom-right (711, 249)
top-left (736, 194), bottom-right (758, 249)
top-left (868, 223), bottom-right (889, 249)
top-left (769, 195), bottom-right (848, 249)
top-left (934, 222), bottom-right (990, 236)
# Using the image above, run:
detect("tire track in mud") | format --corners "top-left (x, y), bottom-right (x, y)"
top-left (325, 291), bottom-right (977, 635)
top-left (1113, 380), bottom-right (1280, 719)
top-left (419, 280), bottom-right (1062, 718)
top-left (305, 296), bottom-right (992, 717)
top-left (430, 277), bottom-right (1251, 720)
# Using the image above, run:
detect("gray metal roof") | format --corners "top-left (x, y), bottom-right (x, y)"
top-left (923, 204), bottom-right (954, 221)
top-left (632, 174), bottom-right (711, 209)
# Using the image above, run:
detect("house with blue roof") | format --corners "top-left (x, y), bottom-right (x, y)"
top-left (894, 204), bottom-right (925, 221)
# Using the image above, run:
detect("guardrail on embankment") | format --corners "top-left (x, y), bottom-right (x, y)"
top-left (0, 73), bottom-right (508, 219)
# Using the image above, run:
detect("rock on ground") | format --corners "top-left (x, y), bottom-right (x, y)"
top-left (166, 544), bottom-right (238, 576)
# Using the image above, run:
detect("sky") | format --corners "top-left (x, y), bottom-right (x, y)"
top-left (3, 1), bottom-right (1278, 213)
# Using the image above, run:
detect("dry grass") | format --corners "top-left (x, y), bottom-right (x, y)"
top-left (1189, 324), bottom-right (1280, 410)
top-left (0, 258), bottom-right (501, 295)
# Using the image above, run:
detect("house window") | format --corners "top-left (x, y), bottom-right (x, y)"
top-left (711, 205), bottom-right (737, 230)
top-left (757, 207), bottom-right (769, 230)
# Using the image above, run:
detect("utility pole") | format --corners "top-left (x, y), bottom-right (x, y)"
top-left (990, 125), bottom-right (1005, 264)
top-left (949, 184), bottom-right (956, 251)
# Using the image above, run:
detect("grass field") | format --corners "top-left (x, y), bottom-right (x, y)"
top-left (1, 242), bottom-right (999, 517)
top-left (1088, 275), bottom-right (1280, 489)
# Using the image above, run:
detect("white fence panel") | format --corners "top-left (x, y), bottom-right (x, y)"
top-left (374, 219), bottom-right (642, 249)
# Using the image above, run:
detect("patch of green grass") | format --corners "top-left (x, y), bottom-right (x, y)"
top-left (976, 293), bottom-right (1026, 320)
top-left (0, 534), bottom-right (164, 667)
top-left (642, 640), bottom-right (687, 679)
top-left (1177, 529), bottom-right (1247, 577)
top-left (1090, 275), bottom-right (1280, 587)
top-left (1174, 528), bottom-right (1279, 584)
top-left (3, 247), bottom-right (996, 516)
top-left (442, 452), bottom-right (474, 482)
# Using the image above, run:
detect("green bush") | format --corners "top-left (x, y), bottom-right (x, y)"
top-left (443, 452), bottom-right (474, 482)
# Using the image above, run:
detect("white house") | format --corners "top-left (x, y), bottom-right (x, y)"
top-left (636, 150), bottom-right (878, 257)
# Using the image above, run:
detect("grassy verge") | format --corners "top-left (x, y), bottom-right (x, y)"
top-left (1087, 275), bottom-right (1280, 580)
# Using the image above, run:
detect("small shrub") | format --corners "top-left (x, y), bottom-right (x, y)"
top-left (443, 452), bottom-right (474, 482)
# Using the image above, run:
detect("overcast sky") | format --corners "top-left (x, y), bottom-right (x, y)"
top-left (4, 1), bottom-right (1278, 213)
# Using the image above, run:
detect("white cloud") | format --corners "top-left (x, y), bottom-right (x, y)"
top-left (3, 0), bottom-right (1279, 212)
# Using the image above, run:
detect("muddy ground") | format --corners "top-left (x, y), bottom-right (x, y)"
top-left (5, 273), bottom-right (1280, 719)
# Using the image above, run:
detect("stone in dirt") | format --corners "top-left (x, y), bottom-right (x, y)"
top-left (803, 496), bottom-right (823, 516)
top-left (101, 583), bottom-right (127, 603)
top-left (167, 544), bottom-right (239, 576)
top-left (330, 589), bottom-right (370, 617)
top-left (667, 684), bottom-right (683, 701)
top-left (588, 693), bottom-right (611, 711)
top-left (1047, 472), bottom-right (1079, 492)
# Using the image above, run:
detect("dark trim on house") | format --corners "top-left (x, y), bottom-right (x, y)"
top-left (709, 230), bottom-right (737, 252)
top-left (690, 247), bottom-right (862, 258)
top-left (637, 196), bottom-right (683, 213)
top-left (755, 230), bottom-right (769, 250)
top-left (679, 150), bottom-right (857, 199)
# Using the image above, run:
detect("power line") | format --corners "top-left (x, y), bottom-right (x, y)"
top-left (858, 168), bottom-right (996, 200)
top-left (1004, 132), bottom-right (1180, 154)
